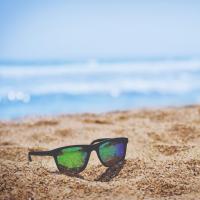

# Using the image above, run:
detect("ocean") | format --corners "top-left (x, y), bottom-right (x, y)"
top-left (1, 58), bottom-right (200, 119)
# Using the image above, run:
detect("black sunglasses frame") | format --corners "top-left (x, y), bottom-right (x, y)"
top-left (28, 137), bottom-right (128, 174)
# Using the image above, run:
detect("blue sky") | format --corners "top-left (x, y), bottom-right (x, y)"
top-left (0, 0), bottom-right (200, 60)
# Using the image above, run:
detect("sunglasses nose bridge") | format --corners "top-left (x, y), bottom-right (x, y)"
top-left (88, 145), bottom-right (103, 166)
top-left (88, 144), bottom-right (100, 158)
top-left (89, 144), bottom-right (98, 153)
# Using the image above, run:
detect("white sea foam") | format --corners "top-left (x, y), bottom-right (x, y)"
top-left (0, 59), bottom-right (200, 99)
top-left (0, 59), bottom-right (200, 78)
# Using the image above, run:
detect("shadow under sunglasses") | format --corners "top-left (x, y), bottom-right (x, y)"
top-left (48, 160), bottom-right (125, 182)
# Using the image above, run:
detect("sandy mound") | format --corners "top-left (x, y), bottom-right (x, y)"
top-left (1, 106), bottom-right (200, 199)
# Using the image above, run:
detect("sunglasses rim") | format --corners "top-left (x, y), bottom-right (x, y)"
top-left (97, 140), bottom-right (128, 168)
top-left (29, 137), bottom-right (128, 174)
top-left (54, 146), bottom-right (91, 174)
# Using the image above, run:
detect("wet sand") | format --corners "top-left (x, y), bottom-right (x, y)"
top-left (1, 106), bottom-right (200, 199)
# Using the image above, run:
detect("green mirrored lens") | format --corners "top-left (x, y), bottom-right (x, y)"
top-left (57, 146), bottom-right (87, 172)
top-left (99, 141), bottom-right (125, 166)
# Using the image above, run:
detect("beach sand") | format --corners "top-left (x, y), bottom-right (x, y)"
top-left (1, 106), bottom-right (200, 199)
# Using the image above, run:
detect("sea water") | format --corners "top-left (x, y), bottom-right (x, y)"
top-left (0, 58), bottom-right (200, 119)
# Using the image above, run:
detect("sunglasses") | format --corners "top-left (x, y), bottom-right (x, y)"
top-left (28, 137), bottom-right (128, 174)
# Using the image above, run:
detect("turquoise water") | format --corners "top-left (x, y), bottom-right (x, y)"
top-left (1, 59), bottom-right (200, 119)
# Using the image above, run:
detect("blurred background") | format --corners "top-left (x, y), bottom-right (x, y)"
top-left (0, 0), bottom-right (200, 119)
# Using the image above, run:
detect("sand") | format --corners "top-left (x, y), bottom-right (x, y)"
top-left (1, 105), bottom-right (200, 199)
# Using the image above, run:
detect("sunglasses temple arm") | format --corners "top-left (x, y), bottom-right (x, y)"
top-left (90, 138), bottom-right (111, 145)
top-left (28, 150), bottom-right (52, 162)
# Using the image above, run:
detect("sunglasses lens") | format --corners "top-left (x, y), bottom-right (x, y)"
top-left (98, 140), bottom-right (126, 166)
top-left (56, 146), bottom-right (88, 173)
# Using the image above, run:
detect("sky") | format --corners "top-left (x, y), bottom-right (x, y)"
top-left (0, 0), bottom-right (200, 61)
